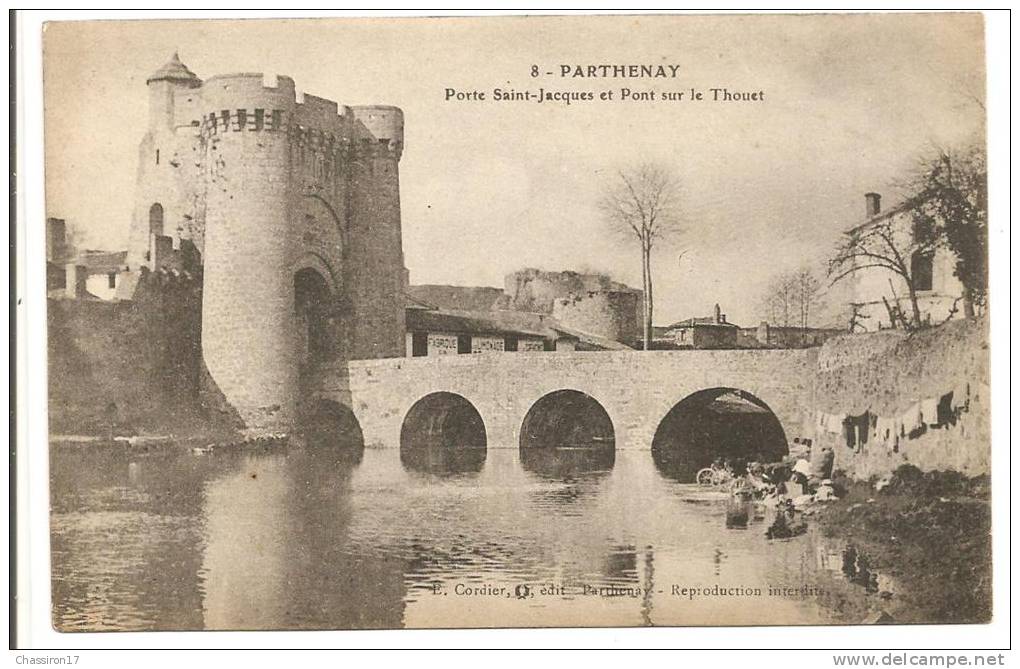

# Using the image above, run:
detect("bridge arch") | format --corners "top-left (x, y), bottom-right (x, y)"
top-left (519, 389), bottom-right (616, 479)
top-left (400, 391), bottom-right (487, 450)
top-left (651, 387), bottom-right (788, 482)
top-left (303, 399), bottom-right (365, 459)
top-left (519, 389), bottom-right (616, 450)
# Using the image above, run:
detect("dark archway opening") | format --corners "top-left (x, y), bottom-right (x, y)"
top-left (519, 390), bottom-right (615, 480)
top-left (303, 400), bottom-right (365, 463)
top-left (294, 268), bottom-right (333, 362)
top-left (400, 392), bottom-right (486, 476)
top-left (651, 388), bottom-right (788, 483)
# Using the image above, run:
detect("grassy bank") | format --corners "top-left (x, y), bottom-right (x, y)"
top-left (816, 465), bottom-right (991, 624)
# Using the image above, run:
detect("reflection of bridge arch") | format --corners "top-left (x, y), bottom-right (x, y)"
top-left (651, 387), bottom-right (788, 483)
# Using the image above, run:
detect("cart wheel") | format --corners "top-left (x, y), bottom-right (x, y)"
top-left (696, 468), bottom-right (716, 486)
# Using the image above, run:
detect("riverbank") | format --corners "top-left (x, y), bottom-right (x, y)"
top-left (814, 464), bottom-right (991, 624)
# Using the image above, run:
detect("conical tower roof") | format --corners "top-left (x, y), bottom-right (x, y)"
top-left (146, 51), bottom-right (201, 86)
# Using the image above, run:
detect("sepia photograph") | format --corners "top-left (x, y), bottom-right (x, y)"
top-left (15, 10), bottom-right (1005, 646)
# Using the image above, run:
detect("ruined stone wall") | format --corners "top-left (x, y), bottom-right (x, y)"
top-left (552, 290), bottom-right (641, 343)
top-left (503, 268), bottom-right (642, 315)
top-left (812, 318), bottom-right (990, 478)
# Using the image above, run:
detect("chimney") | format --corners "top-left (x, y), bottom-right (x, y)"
top-left (865, 192), bottom-right (881, 218)
top-left (714, 303), bottom-right (722, 324)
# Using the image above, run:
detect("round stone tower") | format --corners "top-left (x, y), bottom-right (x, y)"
top-left (200, 73), bottom-right (302, 434)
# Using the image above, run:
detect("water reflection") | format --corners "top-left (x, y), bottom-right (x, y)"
top-left (520, 447), bottom-right (615, 481)
top-left (400, 446), bottom-right (486, 477)
top-left (651, 447), bottom-right (702, 484)
top-left (52, 445), bottom-right (882, 630)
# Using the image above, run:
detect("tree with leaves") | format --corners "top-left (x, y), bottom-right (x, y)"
top-left (907, 143), bottom-right (987, 317)
top-left (598, 164), bottom-right (683, 349)
top-left (830, 141), bottom-right (988, 330)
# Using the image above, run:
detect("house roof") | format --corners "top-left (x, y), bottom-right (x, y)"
top-left (407, 284), bottom-right (506, 312)
top-left (667, 316), bottom-right (740, 329)
top-left (406, 308), bottom-right (576, 340)
top-left (844, 192), bottom-right (932, 235)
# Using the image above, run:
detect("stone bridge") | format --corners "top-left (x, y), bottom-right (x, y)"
top-left (305, 349), bottom-right (819, 451)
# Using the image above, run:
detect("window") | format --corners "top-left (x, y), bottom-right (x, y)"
top-left (411, 332), bottom-right (428, 357)
top-left (107, 273), bottom-right (116, 289)
top-left (155, 149), bottom-right (160, 165)
top-left (148, 203), bottom-right (164, 236)
top-left (911, 251), bottom-right (934, 292)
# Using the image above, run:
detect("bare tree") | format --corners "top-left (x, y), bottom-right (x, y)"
top-left (760, 274), bottom-right (795, 327)
top-left (760, 267), bottom-right (822, 330)
top-left (793, 267), bottom-right (822, 330)
top-left (598, 164), bottom-right (683, 349)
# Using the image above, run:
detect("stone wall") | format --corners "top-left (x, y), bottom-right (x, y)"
top-left (812, 317), bottom-right (989, 478)
top-left (309, 348), bottom-right (818, 451)
top-left (310, 317), bottom-right (989, 480)
top-left (502, 268), bottom-right (642, 315)
top-left (552, 290), bottom-right (641, 344)
top-left (47, 272), bottom-right (234, 437)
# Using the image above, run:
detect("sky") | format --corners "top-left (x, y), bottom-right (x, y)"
top-left (42, 13), bottom-right (986, 327)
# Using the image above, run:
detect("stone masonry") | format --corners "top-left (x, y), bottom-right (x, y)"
top-left (128, 54), bottom-right (407, 435)
top-left (307, 348), bottom-right (818, 451)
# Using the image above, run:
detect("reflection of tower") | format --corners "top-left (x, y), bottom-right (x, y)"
top-left (130, 54), bottom-right (408, 435)
top-left (199, 452), bottom-right (407, 629)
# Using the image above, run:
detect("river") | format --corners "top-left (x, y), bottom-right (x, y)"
top-left (50, 444), bottom-right (890, 630)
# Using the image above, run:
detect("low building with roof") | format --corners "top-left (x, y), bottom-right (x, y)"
top-left (404, 305), bottom-right (632, 357)
top-left (662, 304), bottom-right (740, 349)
